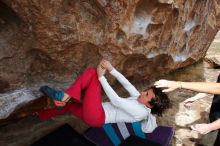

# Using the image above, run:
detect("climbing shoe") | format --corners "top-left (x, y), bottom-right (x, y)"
top-left (40, 86), bottom-right (64, 101)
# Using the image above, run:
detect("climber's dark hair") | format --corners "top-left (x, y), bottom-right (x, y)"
top-left (147, 86), bottom-right (171, 116)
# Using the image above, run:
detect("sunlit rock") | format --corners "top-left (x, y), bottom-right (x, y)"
top-left (0, 88), bottom-right (42, 119)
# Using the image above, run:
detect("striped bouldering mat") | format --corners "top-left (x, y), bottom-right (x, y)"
top-left (84, 122), bottom-right (173, 146)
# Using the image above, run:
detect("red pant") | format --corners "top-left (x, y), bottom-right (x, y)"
top-left (38, 68), bottom-right (105, 127)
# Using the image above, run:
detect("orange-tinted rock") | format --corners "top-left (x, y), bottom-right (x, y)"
top-left (0, 0), bottom-right (219, 119)
top-left (1, 0), bottom-right (219, 89)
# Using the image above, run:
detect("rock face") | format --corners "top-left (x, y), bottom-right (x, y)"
top-left (0, 88), bottom-right (42, 119)
top-left (0, 0), bottom-right (219, 119)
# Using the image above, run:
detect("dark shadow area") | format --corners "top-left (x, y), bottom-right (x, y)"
top-left (0, 0), bottom-right (21, 28)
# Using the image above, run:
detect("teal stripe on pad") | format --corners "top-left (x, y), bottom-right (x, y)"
top-left (103, 124), bottom-right (121, 146)
top-left (132, 122), bottom-right (145, 139)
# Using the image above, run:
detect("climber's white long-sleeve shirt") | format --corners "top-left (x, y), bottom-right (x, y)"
top-left (98, 68), bottom-right (157, 133)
